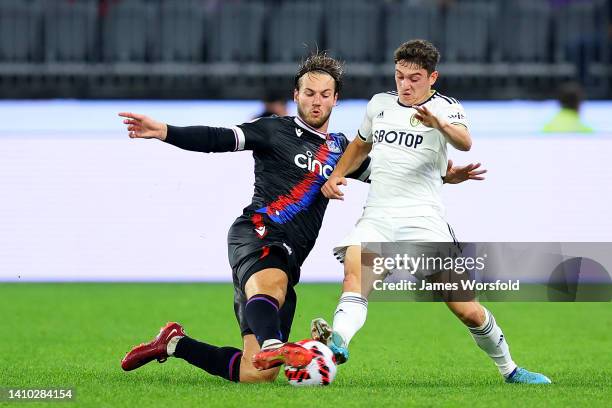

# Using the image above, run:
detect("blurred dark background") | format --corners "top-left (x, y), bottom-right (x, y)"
top-left (0, 0), bottom-right (610, 99)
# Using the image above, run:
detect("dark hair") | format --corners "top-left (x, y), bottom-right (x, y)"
top-left (558, 82), bottom-right (583, 111)
top-left (393, 39), bottom-right (440, 74)
top-left (294, 51), bottom-right (344, 94)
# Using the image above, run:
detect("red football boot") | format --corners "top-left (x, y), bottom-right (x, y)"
top-left (252, 342), bottom-right (314, 370)
top-left (121, 322), bottom-right (185, 371)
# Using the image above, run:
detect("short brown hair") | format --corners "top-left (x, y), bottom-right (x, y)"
top-left (394, 39), bottom-right (440, 74)
top-left (294, 51), bottom-right (344, 94)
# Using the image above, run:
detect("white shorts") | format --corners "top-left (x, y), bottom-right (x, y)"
top-left (333, 208), bottom-right (458, 263)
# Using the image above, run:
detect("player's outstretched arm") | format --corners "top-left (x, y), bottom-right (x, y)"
top-left (322, 137), bottom-right (372, 200)
top-left (443, 160), bottom-right (487, 184)
top-left (119, 112), bottom-right (168, 140)
top-left (119, 112), bottom-right (247, 153)
top-left (414, 105), bottom-right (472, 151)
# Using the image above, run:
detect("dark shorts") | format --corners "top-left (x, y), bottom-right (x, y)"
top-left (228, 216), bottom-right (302, 340)
top-left (231, 247), bottom-right (297, 340)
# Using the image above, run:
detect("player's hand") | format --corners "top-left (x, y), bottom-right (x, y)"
top-left (413, 105), bottom-right (442, 129)
top-left (322, 174), bottom-right (348, 200)
top-left (444, 160), bottom-right (487, 184)
top-left (118, 112), bottom-right (168, 141)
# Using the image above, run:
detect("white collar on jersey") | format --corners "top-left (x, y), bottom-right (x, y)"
top-left (294, 116), bottom-right (327, 139)
top-left (396, 90), bottom-right (438, 108)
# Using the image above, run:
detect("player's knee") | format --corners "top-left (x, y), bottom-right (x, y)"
top-left (245, 268), bottom-right (288, 305)
top-left (254, 286), bottom-right (286, 306)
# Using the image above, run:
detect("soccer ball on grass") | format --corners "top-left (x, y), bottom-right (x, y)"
top-left (284, 340), bottom-right (337, 386)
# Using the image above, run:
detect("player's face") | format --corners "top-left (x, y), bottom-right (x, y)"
top-left (294, 72), bottom-right (338, 131)
top-left (395, 61), bottom-right (438, 106)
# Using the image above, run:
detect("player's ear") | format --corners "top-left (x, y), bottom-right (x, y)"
top-left (293, 88), bottom-right (299, 103)
top-left (429, 71), bottom-right (439, 86)
top-left (333, 92), bottom-right (338, 106)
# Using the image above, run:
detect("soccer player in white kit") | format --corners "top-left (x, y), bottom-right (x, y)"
top-left (313, 40), bottom-right (551, 384)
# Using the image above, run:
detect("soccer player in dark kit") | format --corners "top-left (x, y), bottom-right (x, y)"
top-left (118, 53), bottom-right (481, 384)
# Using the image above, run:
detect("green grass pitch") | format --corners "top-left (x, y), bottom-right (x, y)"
top-left (2, 283), bottom-right (610, 407)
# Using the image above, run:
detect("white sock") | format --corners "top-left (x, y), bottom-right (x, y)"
top-left (166, 335), bottom-right (184, 356)
top-left (261, 339), bottom-right (283, 350)
top-left (332, 292), bottom-right (368, 347)
top-left (468, 308), bottom-right (517, 377)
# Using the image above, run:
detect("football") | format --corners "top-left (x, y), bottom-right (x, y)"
top-left (284, 340), bottom-right (337, 386)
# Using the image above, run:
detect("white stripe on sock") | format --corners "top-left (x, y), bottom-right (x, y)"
top-left (166, 335), bottom-right (184, 356)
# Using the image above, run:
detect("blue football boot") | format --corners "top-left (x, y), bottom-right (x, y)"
top-left (505, 367), bottom-right (552, 384)
top-left (311, 318), bottom-right (349, 364)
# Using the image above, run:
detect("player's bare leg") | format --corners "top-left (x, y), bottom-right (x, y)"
top-left (244, 268), bottom-right (288, 309)
top-left (312, 245), bottom-right (370, 364)
top-left (445, 300), bottom-right (486, 326)
top-left (445, 300), bottom-right (551, 384)
top-left (246, 268), bottom-right (313, 370)
top-left (239, 334), bottom-right (281, 383)
top-left (341, 245), bottom-right (362, 294)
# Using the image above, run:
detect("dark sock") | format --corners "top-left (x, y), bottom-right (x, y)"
top-left (174, 336), bottom-right (242, 382)
top-left (244, 294), bottom-right (282, 346)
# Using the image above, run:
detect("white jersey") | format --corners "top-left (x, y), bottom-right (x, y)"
top-left (358, 90), bottom-right (469, 217)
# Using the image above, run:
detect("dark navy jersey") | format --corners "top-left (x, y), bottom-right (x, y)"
top-left (231, 115), bottom-right (369, 266)
top-left (164, 115), bottom-right (371, 270)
